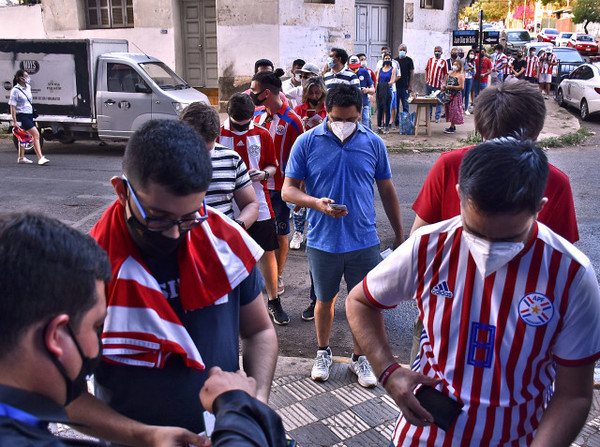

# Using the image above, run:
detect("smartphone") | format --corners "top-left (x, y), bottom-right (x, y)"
top-left (415, 386), bottom-right (463, 432)
top-left (329, 204), bottom-right (347, 211)
top-left (249, 171), bottom-right (262, 178)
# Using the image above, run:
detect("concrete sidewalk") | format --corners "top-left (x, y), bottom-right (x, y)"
top-left (272, 357), bottom-right (600, 446)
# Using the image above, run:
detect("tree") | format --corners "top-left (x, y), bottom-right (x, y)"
top-left (513, 5), bottom-right (535, 20)
top-left (572, 0), bottom-right (600, 34)
top-left (460, 0), bottom-right (510, 23)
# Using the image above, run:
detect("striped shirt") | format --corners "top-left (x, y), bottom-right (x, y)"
top-left (323, 67), bottom-right (360, 89)
top-left (425, 57), bottom-right (448, 88)
top-left (205, 143), bottom-right (251, 218)
top-left (364, 216), bottom-right (600, 446)
top-left (219, 120), bottom-right (278, 221)
top-left (503, 56), bottom-right (514, 75)
top-left (539, 52), bottom-right (558, 75)
top-left (525, 55), bottom-right (539, 77)
top-left (493, 52), bottom-right (508, 73)
top-left (253, 103), bottom-right (303, 190)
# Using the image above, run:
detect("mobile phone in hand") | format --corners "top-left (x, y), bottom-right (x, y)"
top-left (415, 386), bottom-right (463, 432)
top-left (329, 204), bottom-right (347, 212)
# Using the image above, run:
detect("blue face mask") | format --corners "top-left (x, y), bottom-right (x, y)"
top-left (327, 57), bottom-right (335, 69)
top-left (399, 51), bottom-right (406, 58)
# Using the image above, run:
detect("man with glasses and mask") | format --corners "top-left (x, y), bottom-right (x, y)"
top-left (64, 120), bottom-right (277, 445)
top-left (252, 71), bottom-right (304, 319)
top-left (347, 139), bottom-right (600, 446)
top-left (282, 83), bottom-right (404, 388)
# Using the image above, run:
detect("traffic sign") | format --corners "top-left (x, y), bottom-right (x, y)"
top-left (453, 30), bottom-right (478, 46)
top-left (483, 31), bottom-right (500, 45)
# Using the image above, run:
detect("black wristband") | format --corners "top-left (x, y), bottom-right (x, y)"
top-left (263, 170), bottom-right (269, 180)
top-left (234, 219), bottom-right (246, 230)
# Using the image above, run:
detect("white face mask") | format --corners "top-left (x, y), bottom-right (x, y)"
top-left (462, 231), bottom-right (524, 277)
top-left (293, 72), bottom-right (301, 82)
top-left (360, 60), bottom-right (367, 68)
top-left (452, 64), bottom-right (459, 71)
top-left (329, 121), bottom-right (356, 142)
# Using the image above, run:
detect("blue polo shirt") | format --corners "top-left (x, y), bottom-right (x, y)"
top-left (285, 119), bottom-right (392, 253)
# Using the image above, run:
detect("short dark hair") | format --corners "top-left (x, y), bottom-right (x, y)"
top-left (0, 213), bottom-right (111, 358)
top-left (123, 120), bottom-right (212, 195)
top-left (459, 139), bottom-right (549, 215)
top-left (179, 102), bottom-right (220, 144)
top-left (252, 71), bottom-right (282, 95)
top-left (356, 53), bottom-right (366, 59)
top-left (325, 83), bottom-right (362, 113)
top-left (292, 59), bottom-right (305, 69)
top-left (474, 80), bottom-right (545, 140)
top-left (254, 58), bottom-right (274, 74)
top-left (331, 48), bottom-right (349, 65)
top-left (227, 93), bottom-right (255, 122)
top-left (495, 44), bottom-right (504, 51)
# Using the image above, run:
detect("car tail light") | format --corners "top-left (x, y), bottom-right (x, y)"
top-left (595, 88), bottom-right (600, 95)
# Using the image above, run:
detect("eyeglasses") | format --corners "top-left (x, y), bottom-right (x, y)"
top-left (122, 176), bottom-right (208, 232)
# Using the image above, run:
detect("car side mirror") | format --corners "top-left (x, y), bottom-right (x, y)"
top-left (135, 83), bottom-right (152, 94)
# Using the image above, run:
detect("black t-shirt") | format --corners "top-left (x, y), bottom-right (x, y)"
top-left (512, 59), bottom-right (527, 77)
top-left (395, 56), bottom-right (414, 88)
top-left (95, 250), bottom-right (264, 433)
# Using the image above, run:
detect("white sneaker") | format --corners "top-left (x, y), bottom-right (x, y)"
top-left (435, 118), bottom-right (441, 123)
top-left (464, 110), bottom-right (470, 116)
top-left (17, 157), bottom-right (33, 164)
top-left (311, 349), bottom-right (333, 381)
top-left (38, 156), bottom-right (50, 165)
top-left (349, 355), bottom-right (377, 388)
top-left (289, 231), bottom-right (304, 250)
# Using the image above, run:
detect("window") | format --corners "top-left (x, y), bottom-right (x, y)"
top-left (107, 64), bottom-right (145, 93)
top-left (86, 0), bottom-right (134, 29)
top-left (420, 0), bottom-right (443, 10)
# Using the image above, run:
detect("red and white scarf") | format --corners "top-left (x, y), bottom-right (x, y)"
top-left (90, 201), bottom-right (263, 371)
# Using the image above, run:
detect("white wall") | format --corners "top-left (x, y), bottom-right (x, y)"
top-left (0, 4), bottom-right (46, 38)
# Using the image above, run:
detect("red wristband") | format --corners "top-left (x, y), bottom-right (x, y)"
top-left (379, 362), bottom-right (402, 387)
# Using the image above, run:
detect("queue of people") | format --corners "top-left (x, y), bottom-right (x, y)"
top-left (0, 48), bottom-right (598, 447)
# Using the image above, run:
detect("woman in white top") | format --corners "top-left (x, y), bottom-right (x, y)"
top-left (8, 70), bottom-right (49, 165)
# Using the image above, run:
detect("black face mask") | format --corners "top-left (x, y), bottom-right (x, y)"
top-left (249, 89), bottom-right (267, 106)
top-left (125, 201), bottom-right (187, 257)
top-left (451, 54), bottom-right (458, 59)
top-left (308, 97), bottom-right (322, 106)
top-left (230, 120), bottom-right (250, 132)
top-left (383, 61), bottom-right (392, 67)
top-left (45, 322), bottom-right (103, 405)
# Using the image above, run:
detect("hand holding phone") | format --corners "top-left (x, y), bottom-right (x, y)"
top-left (329, 203), bottom-right (347, 212)
top-left (415, 386), bottom-right (463, 431)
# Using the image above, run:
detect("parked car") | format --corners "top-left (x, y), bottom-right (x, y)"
top-left (501, 29), bottom-right (534, 55)
top-left (537, 28), bottom-right (559, 43)
top-left (557, 63), bottom-right (600, 120)
top-left (568, 33), bottom-right (599, 56)
top-left (555, 31), bottom-right (575, 47)
top-left (525, 41), bottom-right (553, 55)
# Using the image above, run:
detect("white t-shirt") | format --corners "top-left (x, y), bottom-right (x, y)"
top-left (8, 85), bottom-right (33, 114)
top-left (282, 78), bottom-right (303, 108)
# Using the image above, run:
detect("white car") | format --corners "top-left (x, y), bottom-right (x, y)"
top-left (557, 63), bottom-right (600, 120)
top-left (555, 31), bottom-right (574, 47)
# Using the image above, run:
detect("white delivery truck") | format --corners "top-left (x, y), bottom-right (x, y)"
top-left (0, 38), bottom-right (209, 147)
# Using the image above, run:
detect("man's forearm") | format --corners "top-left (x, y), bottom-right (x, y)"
top-left (282, 182), bottom-right (319, 210)
top-left (377, 179), bottom-right (405, 246)
top-left (241, 327), bottom-right (278, 403)
top-left (531, 392), bottom-right (591, 446)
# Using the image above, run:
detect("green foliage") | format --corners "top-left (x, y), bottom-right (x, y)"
top-left (459, 131), bottom-right (483, 145)
top-left (461, 0), bottom-right (510, 22)
top-left (538, 127), bottom-right (592, 148)
top-left (572, 0), bottom-right (600, 33)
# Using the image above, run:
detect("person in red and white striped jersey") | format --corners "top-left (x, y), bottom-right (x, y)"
top-left (491, 44), bottom-right (508, 83)
top-left (347, 139), bottom-right (600, 446)
top-left (524, 47), bottom-right (540, 84)
top-left (538, 47), bottom-right (559, 99)
top-left (425, 46), bottom-right (448, 122)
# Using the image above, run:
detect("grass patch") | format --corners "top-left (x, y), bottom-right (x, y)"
top-left (458, 131), bottom-right (482, 145)
top-left (538, 127), bottom-right (592, 148)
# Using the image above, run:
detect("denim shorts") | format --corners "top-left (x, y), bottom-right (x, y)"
top-left (16, 113), bottom-right (35, 131)
top-left (269, 190), bottom-right (291, 235)
top-left (306, 244), bottom-right (380, 303)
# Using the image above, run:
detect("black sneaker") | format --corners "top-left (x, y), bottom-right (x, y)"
top-left (302, 301), bottom-right (316, 321)
top-left (444, 127), bottom-right (456, 134)
top-left (268, 297), bottom-right (290, 325)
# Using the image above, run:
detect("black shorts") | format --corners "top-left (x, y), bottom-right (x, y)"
top-left (269, 190), bottom-right (291, 235)
top-left (247, 218), bottom-right (279, 252)
top-left (16, 113), bottom-right (35, 131)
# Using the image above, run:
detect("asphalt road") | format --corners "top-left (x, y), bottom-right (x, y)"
top-left (1, 114), bottom-right (599, 363)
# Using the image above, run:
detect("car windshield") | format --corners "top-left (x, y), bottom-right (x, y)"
top-left (139, 62), bottom-right (189, 90)
top-left (562, 33), bottom-right (573, 38)
top-left (555, 49), bottom-right (586, 62)
top-left (578, 35), bottom-right (595, 42)
top-left (545, 29), bottom-right (558, 35)
top-left (508, 31), bottom-right (531, 41)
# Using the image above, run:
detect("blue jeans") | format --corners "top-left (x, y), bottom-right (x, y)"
top-left (475, 81), bottom-right (488, 98)
top-left (426, 84), bottom-right (442, 120)
top-left (292, 207), bottom-right (307, 233)
top-left (497, 72), bottom-right (505, 83)
top-left (361, 105), bottom-right (372, 130)
top-left (463, 78), bottom-right (473, 110)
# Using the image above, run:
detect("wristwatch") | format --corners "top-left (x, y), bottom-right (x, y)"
top-left (263, 170), bottom-right (270, 180)
top-left (234, 219), bottom-right (246, 230)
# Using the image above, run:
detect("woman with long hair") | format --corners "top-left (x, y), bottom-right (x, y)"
top-left (375, 54), bottom-right (397, 134)
top-left (442, 59), bottom-right (465, 134)
top-left (9, 70), bottom-right (48, 165)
